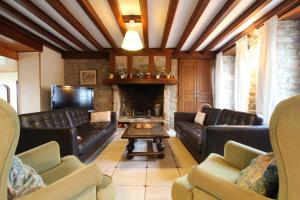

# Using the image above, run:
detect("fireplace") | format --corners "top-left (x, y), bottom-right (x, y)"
top-left (118, 85), bottom-right (164, 117)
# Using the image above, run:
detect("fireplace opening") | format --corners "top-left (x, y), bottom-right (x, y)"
top-left (119, 84), bottom-right (164, 118)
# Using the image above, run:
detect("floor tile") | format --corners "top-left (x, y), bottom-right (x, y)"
top-left (118, 156), bottom-right (148, 168)
top-left (174, 154), bottom-right (198, 168)
top-left (94, 155), bottom-right (120, 167)
top-left (113, 168), bottom-right (147, 186)
top-left (147, 152), bottom-right (177, 168)
top-left (178, 167), bottom-right (193, 176)
top-left (146, 168), bottom-right (180, 186)
top-left (145, 186), bottom-right (172, 200)
top-left (98, 165), bottom-right (116, 176)
top-left (115, 186), bottom-right (145, 200)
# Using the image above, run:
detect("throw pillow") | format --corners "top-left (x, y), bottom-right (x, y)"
top-left (194, 111), bottom-right (206, 125)
top-left (8, 156), bottom-right (46, 200)
top-left (236, 153), bottom-right (279, 198)
top-left (90, 111), bottom-right (111, 123)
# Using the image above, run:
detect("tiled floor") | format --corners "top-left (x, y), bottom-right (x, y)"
top-left (92, 128), bottom-right (198, 200)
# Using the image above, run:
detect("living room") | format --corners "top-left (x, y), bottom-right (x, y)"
top-left (0, 0), bottom-right (300, 200)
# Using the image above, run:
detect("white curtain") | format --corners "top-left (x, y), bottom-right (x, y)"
top-left (214, 52), bottom-right (225, 108)
top-left (234, 36), bottom-right (251, 111)
top-left (256, 16), bottom-right (278, 123)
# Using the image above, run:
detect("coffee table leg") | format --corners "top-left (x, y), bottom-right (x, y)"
top-left (154, 138), bottom-right (165, 158)
top-left (126, 139), bottom-right (135, 159)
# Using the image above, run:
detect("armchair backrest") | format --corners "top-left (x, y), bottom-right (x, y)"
top-left (269, 95), bottom-right (300, 200)
top-left (0, 99), bottom-right (20, 200)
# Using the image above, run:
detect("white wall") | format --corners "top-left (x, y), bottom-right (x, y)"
top-left (18, 46), bottom-right (64, 113)
top-left (40, 46), bottom-right (64, 111)
top-left (18, 52), bottom-right (41, 114)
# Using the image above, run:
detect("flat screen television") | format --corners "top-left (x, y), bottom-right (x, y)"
top-left (51, 85), bottom-right (94, 111)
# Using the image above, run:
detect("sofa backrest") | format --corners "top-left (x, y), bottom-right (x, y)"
top-left (65, 108), bottom-right (89, 127)
top-left (202, 107), bottom-right (221, 125)
top-left (19, 110), bottom-right (71, 128)
top-left (216, 109), bottom-right (263, 125)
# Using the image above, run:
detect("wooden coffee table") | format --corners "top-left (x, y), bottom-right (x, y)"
top-left (121, 122), bottom-right (170, 159)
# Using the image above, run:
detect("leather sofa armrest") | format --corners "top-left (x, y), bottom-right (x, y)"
top-left (19, 163), bottom-right (103, 200)
top-left (203, 125), bottom-right (272, 160)
top-left (17, 127), bottom-right (79, 157)
top-left (111, 112), bottom-right (117, 123)
top-left (174, 112), bottom-right (196, 123)
top-left (17, 141), bottom-right (61, 174)
top-left (224, 141), bottom-right (266, 169)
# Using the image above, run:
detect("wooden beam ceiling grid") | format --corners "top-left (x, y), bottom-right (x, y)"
top-left (203, 0), bottom-right (272, 51)
top-left (161, 0), bottom-right (179, 50)
top-left (16, 0), bottom-right (91, 51)
top-left (139, 0), bottom-right (149, 49)
top-left (108, 0), bottom-right (127, 36)
top-left (175, 0), bottom-right (211, 51)
top-left (76, 0), bottom-right (118, 49)
top-left (190, 0), bottom-right (241, 52)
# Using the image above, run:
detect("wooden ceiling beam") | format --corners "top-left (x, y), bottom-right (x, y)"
top-left (161, 0), bottom-right (179, 50)
top-left (76, 0), bottom-right (118, 49)
top-left (203, 0), bottom-right (272, 51)
top-left (176, 0), bottom-right (210, 51)
top-left (0, 16), bottom-right (42, 52)
top-left (108, 0), bottom-right (127, 36)
top-left (0, 1), bottom-right (75, 52)
top-left (217, 0), bottom-right (300, 53)
top-left (0, 45), bottom-right (18, 60)
top-left (16, 0), bottom-right (91, 51)
top-left (122, 15), bottom-right (141, 23)
top-left (46, 0), bottom-right (103, 50)
top-left (190, 0), bottom-right (240, 52)
top-left (139, 0), bottom-right (149, 49)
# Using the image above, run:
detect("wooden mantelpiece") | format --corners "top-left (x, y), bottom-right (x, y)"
top-left (102, 78), bottom-right (177, 85)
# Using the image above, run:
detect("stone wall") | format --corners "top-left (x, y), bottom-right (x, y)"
top-left (64, 59), bottom-right (113, 111)
top-left (277, 20), bottom-right (300, 102)
top-left (222, 56), bottom-right (235, 109)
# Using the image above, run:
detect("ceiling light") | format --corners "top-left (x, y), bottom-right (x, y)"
top-left (121, 20), bottom-right (143, 51)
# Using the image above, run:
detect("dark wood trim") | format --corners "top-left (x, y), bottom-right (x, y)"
top-left (76, 0), bottom-right (118, 49)
top-left (109, 48), bottom-right (174, 56)
top-left (0, 1), bottom-right (75, 52)
top-left (149, 54), bottom-right (154, 74)
top-left (139, 0), bottom-right (149, 49)
top-left (278, 1), bottom-right (300, 18)
top-left (0, 17), bottom-right (43, 52)
top-left (17, 0), bottom-right (91, 51)
top-left (166, 52), bottom-right (171, 73)
top-left (62, 51), bottom-right (109, 59)
top-left (127, 55), bottom-right (133, 73)
top-left (279, 4), bottom-right (300, 20)
top-left (46, 0), bottom-right (103, 50)
top-left (176, 0), bottom-right (210, 51)
top-left (108, 0), bottom-right (127, 36)
top-left (122, 15), bottom-right (141, 23)
top-left (217, 0), bottom-right (300, 53)
top-left (161, 0), bottom-right (179, 50)
top-left (204, 0), bottom-right (271, 51)
top-left (172, 51), bottom-right (215, 59)
top-left (103, 78), bottom-right (178, 85)
top-left (0, 45), bottom-right (18, 60)
top-left (109, 51), bottom-right (116, 73)
top-left (190, 0), bottom-right (240, 52)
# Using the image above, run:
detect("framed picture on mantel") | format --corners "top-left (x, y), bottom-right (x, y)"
top-left (80, 70), bottom-right (97, 85)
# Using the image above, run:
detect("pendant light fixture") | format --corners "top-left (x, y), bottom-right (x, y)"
top-left (121, 20), bottom-right (143, 51)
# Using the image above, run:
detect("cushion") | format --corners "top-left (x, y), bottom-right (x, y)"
top-left (91, 111), bottom-right (111, 123)
top-left (194, 111), bottom-right (206, 125)
top-left (236, 153), bottom-right (278, 198)
top-left (8, 156), bottom-right (46, 199)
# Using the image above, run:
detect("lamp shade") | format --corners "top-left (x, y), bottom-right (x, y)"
top-left (121, 30), bottom-right (143, 51)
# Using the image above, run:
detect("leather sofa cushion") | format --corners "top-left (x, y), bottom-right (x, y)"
top-left (202, 107), bottom-right (221, 126)
top-left (77, 123), bottom-right (110, 155)
top-left (65, 108), bottom-right (89, 127)
top-left (217, 109), bottom-right (263, 125)
top-left (19, 110), bottom-right (71, 128)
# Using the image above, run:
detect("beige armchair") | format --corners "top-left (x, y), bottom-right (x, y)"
top-left (172, 95), bottom-right (300, 200)
top-left (0, 99), bottom-right (115, 200)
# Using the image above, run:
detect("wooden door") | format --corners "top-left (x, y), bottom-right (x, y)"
top-left (178, 60), bottom-right (197, 112)
top-left (179, 59), bottom-right (212, 112)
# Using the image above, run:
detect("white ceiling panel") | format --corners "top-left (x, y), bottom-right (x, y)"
top-left (213, 0), bottom-right (284, 51)
top-left (148, 0), bottom-right (170, 48)
top-left (31, 0), bottom-right (97, 50)
top-left (3, 0), bottom-right (81, 51)
top-left (197, 0), bottom-right (256, 51)
top-left (89, 0), bottom-right (124, 48)
top-left (118, 0), bottom-right (141, 15)
top-left (0, 11), bottom-right (66, 51)
top-left (181, 0), bottom-right (228, 51)
top-left (60, 0), bottom-right (111, 48)
top-left (166, 0), bottom-right (198, 48)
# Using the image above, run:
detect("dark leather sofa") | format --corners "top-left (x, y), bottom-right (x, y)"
top-left (17, 108), bottom-right (117, 162)
top-left (174, 107), bottom-right (272, 162)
